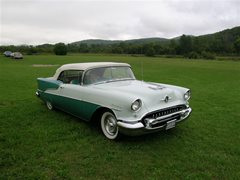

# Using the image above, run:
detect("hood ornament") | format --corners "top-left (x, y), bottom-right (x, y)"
top-left (161, 95), bottom-right (171, 103)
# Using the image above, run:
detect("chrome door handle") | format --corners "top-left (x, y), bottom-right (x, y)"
top-left (60, 86), bottom-right (64, 89)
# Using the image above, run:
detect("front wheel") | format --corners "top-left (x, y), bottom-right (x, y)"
top-left (46, 101), bottom-right (54, 110)
top-left (101, 111), bottom-right (119, 140)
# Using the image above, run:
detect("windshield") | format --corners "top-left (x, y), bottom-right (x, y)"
top-left (83, 66), bottom-right (135, 85)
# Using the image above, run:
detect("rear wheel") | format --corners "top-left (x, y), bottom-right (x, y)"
top-left (101, 111), bottom-right (119, 140)
top-left (46, 101), bottom-right (53, 110)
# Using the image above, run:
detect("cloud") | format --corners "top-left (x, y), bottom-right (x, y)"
top-left (1, 0), bottom-right (239, 45)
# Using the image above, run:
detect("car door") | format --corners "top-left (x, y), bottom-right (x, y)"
top-left (54, 70), bottom-right (99, 121)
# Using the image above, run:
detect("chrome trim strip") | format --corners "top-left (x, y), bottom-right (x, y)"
top-left (42, 91), bottom-right (122, 111)
top-left (45, 91), bottom-right (83, 101)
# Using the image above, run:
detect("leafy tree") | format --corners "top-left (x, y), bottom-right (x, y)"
top-left (187, 51), bottom-right (199, 59)
top-left (37, 44), bottom-right (54, 53)
top-left (153, 44), bottom-right (164, 55)
top-left (27, 46), bottom-right (38, 55)
top-left (79, 43), bottom-right (89, 53)
top-left (234, 37), bottom-right (240, 53)
top-left (145, 45), bottom-right (155, 57)
top-left (53, 43), bottom-right (67, 55)
top-left (112, 47), bottom-right (123, 54)
top-left (179, 35), bottom-right (193, 55)
top-left (168, 39), bottom-right (177, 54)
top-left (67, 44), bottom-right (79, 53)
top-left (192, 37), bottom-right (205, 53)
top-left (201, 51), bottom-right (216, 60)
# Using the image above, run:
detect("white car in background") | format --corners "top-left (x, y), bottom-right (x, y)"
top-left (11, 52), bottom-right (23, 59)
top-left (36, 62), bottom-right (192, 140)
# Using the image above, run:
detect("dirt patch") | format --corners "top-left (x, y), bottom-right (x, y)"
top-left (32, 64), bottom-right (59, 67)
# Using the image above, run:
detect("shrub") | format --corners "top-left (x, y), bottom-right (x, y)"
top-left (201, 51), bottom-right (216, 60)
top-left (145, 47), bottom-right (155, 57)
top-left (54, 43), bottom-right (67, 55)
top-left (187, 51), bottom-right (199, 59)
top-left (27, 47), bottom-right (38, 55)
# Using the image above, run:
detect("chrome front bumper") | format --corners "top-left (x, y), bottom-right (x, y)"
top-left (117, 107), bottom-right (192, 136)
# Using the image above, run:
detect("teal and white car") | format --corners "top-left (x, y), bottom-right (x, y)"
top-left (36, 62), bottom-right (192, 140)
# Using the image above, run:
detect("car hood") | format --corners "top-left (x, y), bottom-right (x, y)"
top-left (95, 80), bottom-right (173, 96)
top-left (94, 80), bottom-right (187, 110)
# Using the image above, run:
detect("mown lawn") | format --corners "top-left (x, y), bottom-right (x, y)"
top-left (0, 54), bottom-right (240, 179)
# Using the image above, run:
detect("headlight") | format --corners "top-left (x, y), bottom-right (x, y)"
top-left (131, 99), bottom-right (142, 111)
top-left (184, 90), bottom-right (191, 100)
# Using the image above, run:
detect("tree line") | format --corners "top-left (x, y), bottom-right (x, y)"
top-left (1, 26), bottom-right (240, 59)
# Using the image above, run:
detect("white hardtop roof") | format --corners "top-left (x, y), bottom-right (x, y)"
top-left (58, 62), bottom-right (130, 71)
top-left (53, 62), bottom-right (131, 79)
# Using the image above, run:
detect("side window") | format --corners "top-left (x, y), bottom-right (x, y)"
top-left (58, 71), bottom-right (65, 82)
top-left (57, 70), bottom-right (83, 85)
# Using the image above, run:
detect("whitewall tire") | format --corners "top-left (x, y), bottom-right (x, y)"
top-left (46, 101), bottom-right (53, 110)
top-left (101, 111), bottom-right (119, 140)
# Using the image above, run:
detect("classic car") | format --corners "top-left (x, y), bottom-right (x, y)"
top-left (36, 62), bottom-right (192, 140)
top-left (11, 52), bottom-right (23, 59)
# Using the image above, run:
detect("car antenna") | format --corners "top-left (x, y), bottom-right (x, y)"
top-left (141, 60), bottom-right (144, 82)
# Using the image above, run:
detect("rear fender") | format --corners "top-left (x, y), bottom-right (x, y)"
top-left (37, 78), bottom-right (62, 91)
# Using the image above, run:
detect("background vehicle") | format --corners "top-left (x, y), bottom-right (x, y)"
top-left (3, 51), bottom-right (12, 57)
top-left (12, 52), bottom-right (23, 59)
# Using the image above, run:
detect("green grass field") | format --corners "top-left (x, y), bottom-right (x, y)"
top-left (1, 54), bottom-right (240, 179)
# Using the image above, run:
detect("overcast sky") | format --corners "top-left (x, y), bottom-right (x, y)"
top-left (0, 0), bottom-right (239, 45)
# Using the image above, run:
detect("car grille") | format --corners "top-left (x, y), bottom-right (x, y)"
top-left (144, 105), bottom-right (187, 120)
top-left (150, 114), bottom-right (181, 128)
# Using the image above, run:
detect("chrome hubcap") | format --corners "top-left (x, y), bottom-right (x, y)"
top-left (46, 102), bottom-right (52, 110)
top-left (105, 116), bottom-right (117, 135)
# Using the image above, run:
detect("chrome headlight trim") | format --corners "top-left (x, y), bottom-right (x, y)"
top-left (131, 99), bottom-right (142, 111)
top-left (184, 90), bottom-right (191, 101)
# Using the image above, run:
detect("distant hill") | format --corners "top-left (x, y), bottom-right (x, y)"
top-left (67, 26), bottom-right (240, 55)
top-left (125, 37), bottom-right (169, 44)
top-left (71, 39), bottom-right (122, 45)
top-left (194, 26), bottom-right (240, 53)
top-left (71, 37), bottom-right (169, 45)
top-left (198, 26), bottom-right (240, 40)
top-left (71, 26), bottom-right (240, 48)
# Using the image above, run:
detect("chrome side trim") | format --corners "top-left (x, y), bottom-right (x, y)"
top-left (45, 91), bottom-right (83, 101)
top-left (41, 90), bottom-right (122, 111)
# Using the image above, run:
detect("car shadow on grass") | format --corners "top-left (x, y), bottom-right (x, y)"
top-left (40, 102), bottom-right (189, 144)
top-left (119, 128), bottom-right (185, 143)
